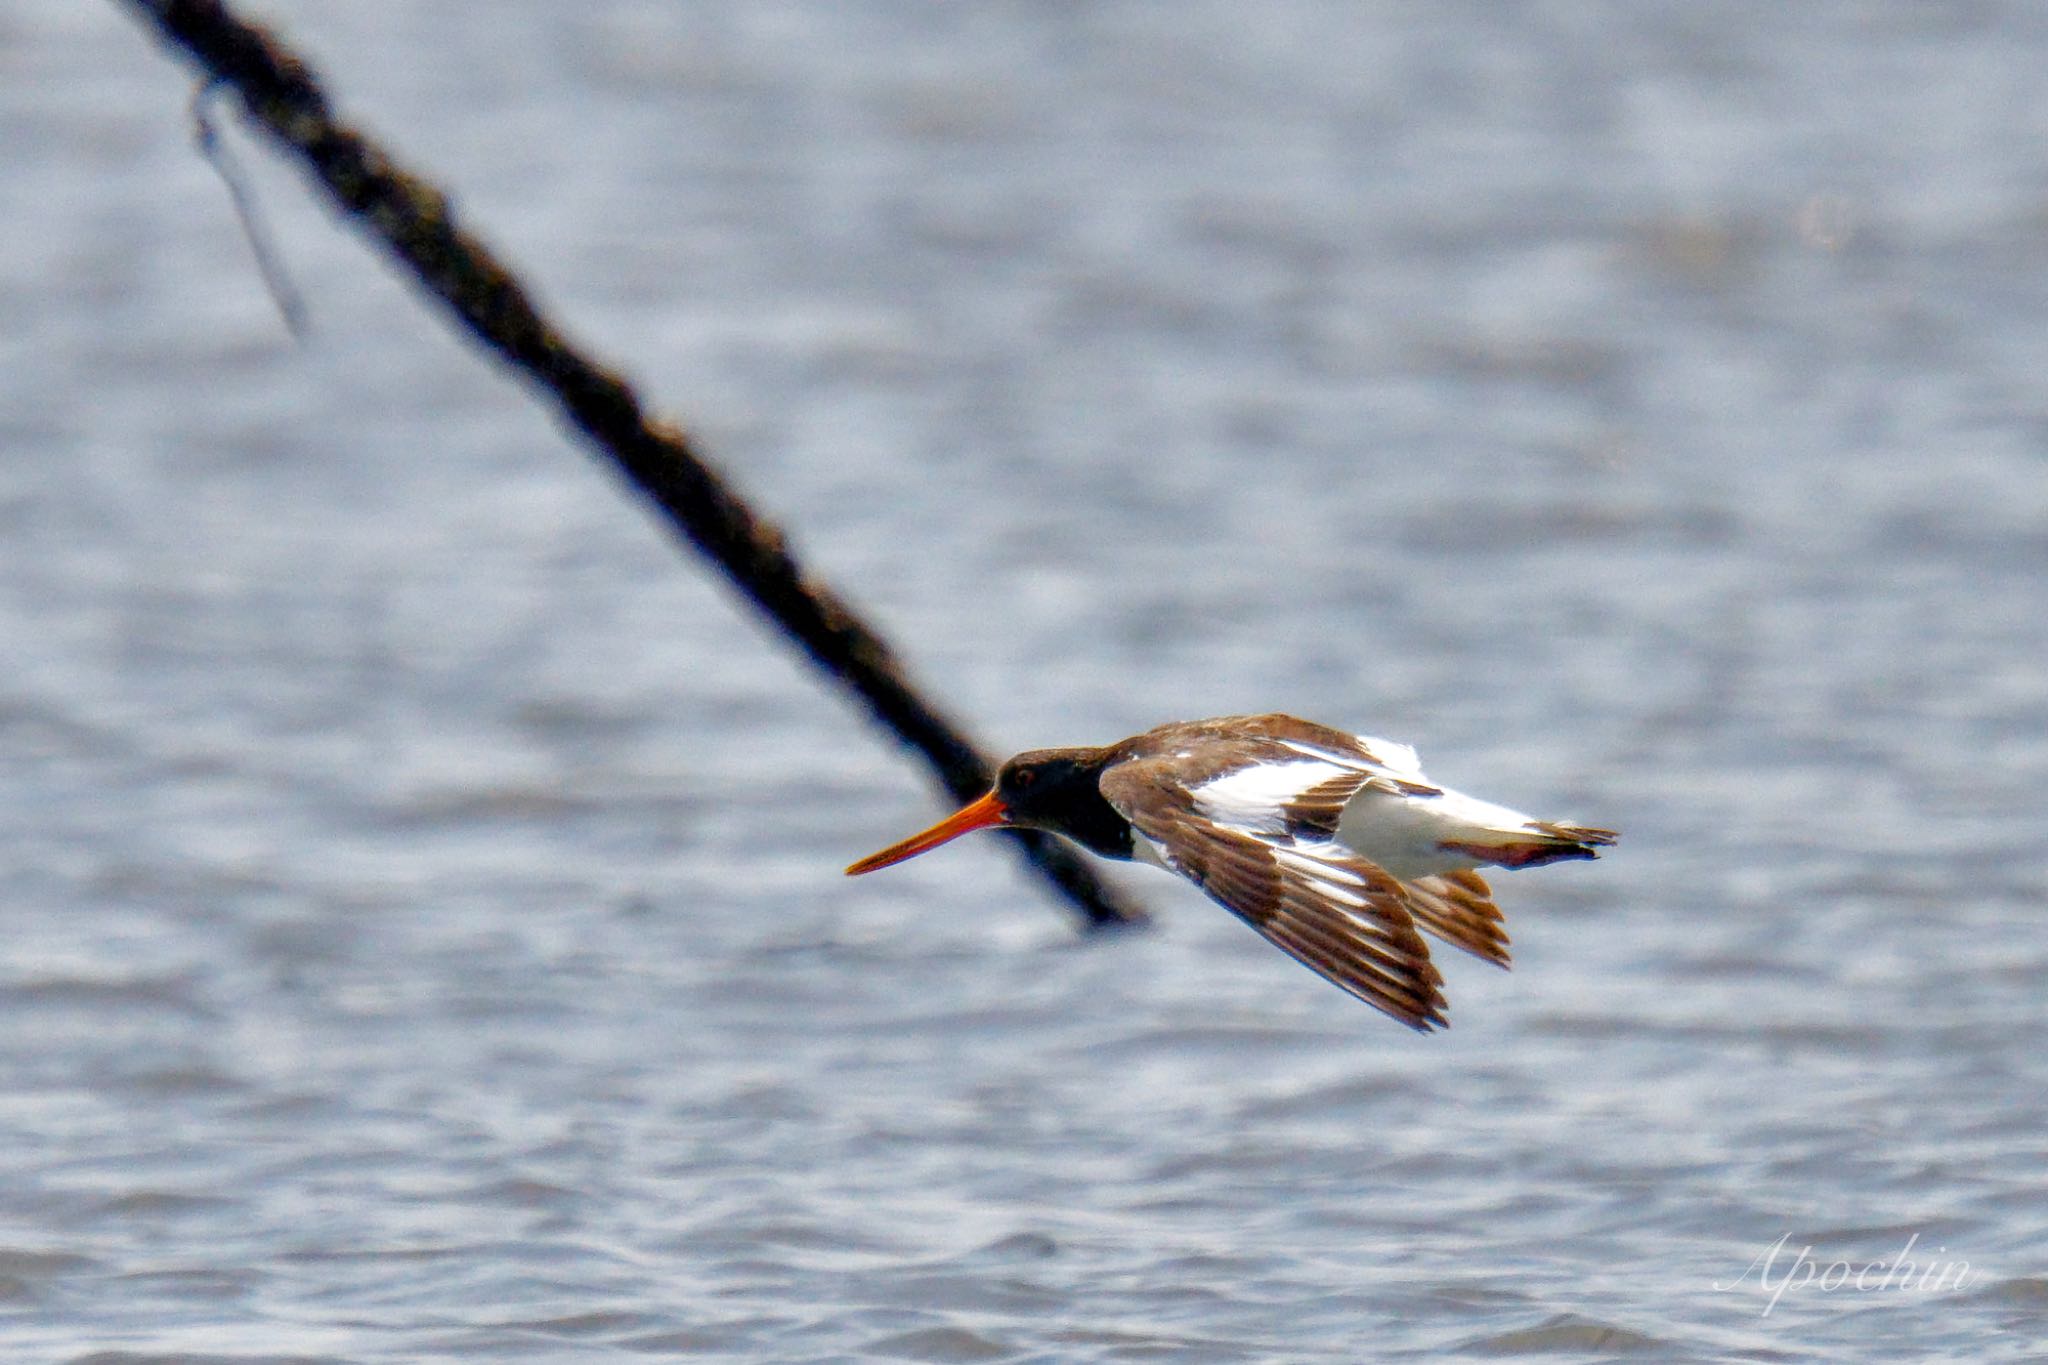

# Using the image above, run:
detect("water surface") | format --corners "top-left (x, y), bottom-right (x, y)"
top-left (4, 3), bottom-right (2046, 1360)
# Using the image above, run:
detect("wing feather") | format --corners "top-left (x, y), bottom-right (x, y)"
top-left (1105, 758), bottom-right (1450, 1031)
top-left (1404, 870), bottom-right (1511, 968)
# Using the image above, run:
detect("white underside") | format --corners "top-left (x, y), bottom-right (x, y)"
top-left (1333, 785), bottom-right (1542, 881)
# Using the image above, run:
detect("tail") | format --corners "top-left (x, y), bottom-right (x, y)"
top-left (1439, 822), bottom-right (1618, 871)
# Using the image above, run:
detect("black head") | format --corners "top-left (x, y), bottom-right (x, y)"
top-left (995, 747), bottom-right (1133, 859)
top-left (846, 744), bottom-right (1133, 876)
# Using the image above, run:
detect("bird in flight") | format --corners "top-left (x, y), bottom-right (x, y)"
top-left (847, 714), bottom-right (1615, 1031)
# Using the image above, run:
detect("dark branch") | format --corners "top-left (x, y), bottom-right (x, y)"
top-left (119, 0), bottom-right (1147, 929)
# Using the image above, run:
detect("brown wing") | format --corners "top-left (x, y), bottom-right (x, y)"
top-left (1100, 758), bottom-right (1449, 1031)
top-left (1404, 870), bottom-right (1511, 968)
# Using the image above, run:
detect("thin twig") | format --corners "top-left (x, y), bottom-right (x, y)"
top-left (118, 0), bottom-right (1148, 928)
top-left (192, 77), bottom-right (309, 341)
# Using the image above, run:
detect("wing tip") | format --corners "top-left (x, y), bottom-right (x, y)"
top-left (1403, 873), bottom-right (1513, 970)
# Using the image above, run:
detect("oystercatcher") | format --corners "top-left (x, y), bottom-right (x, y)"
top-left (847, 714), bottom-right (1614, 1031)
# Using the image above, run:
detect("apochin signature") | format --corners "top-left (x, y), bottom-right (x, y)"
top-left (1715, 1233), bottom-right (1973, 1317)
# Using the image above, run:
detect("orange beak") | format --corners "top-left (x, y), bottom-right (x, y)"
top-left (845, 790), bottom-right (1011, 875)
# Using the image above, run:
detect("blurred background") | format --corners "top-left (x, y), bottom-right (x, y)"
top-left (4, 2), bottom-right (2046, 1360)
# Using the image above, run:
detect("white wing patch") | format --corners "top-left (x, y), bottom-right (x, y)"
top-left (1270, 846), bottom-right (1373, 909)
top-left (1190, 760), bottom-right (1350, 834)
top-left (1275, 735), bottom-right (1427, 781)
top-left (1354, 733), bottom-right (1425, 779)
